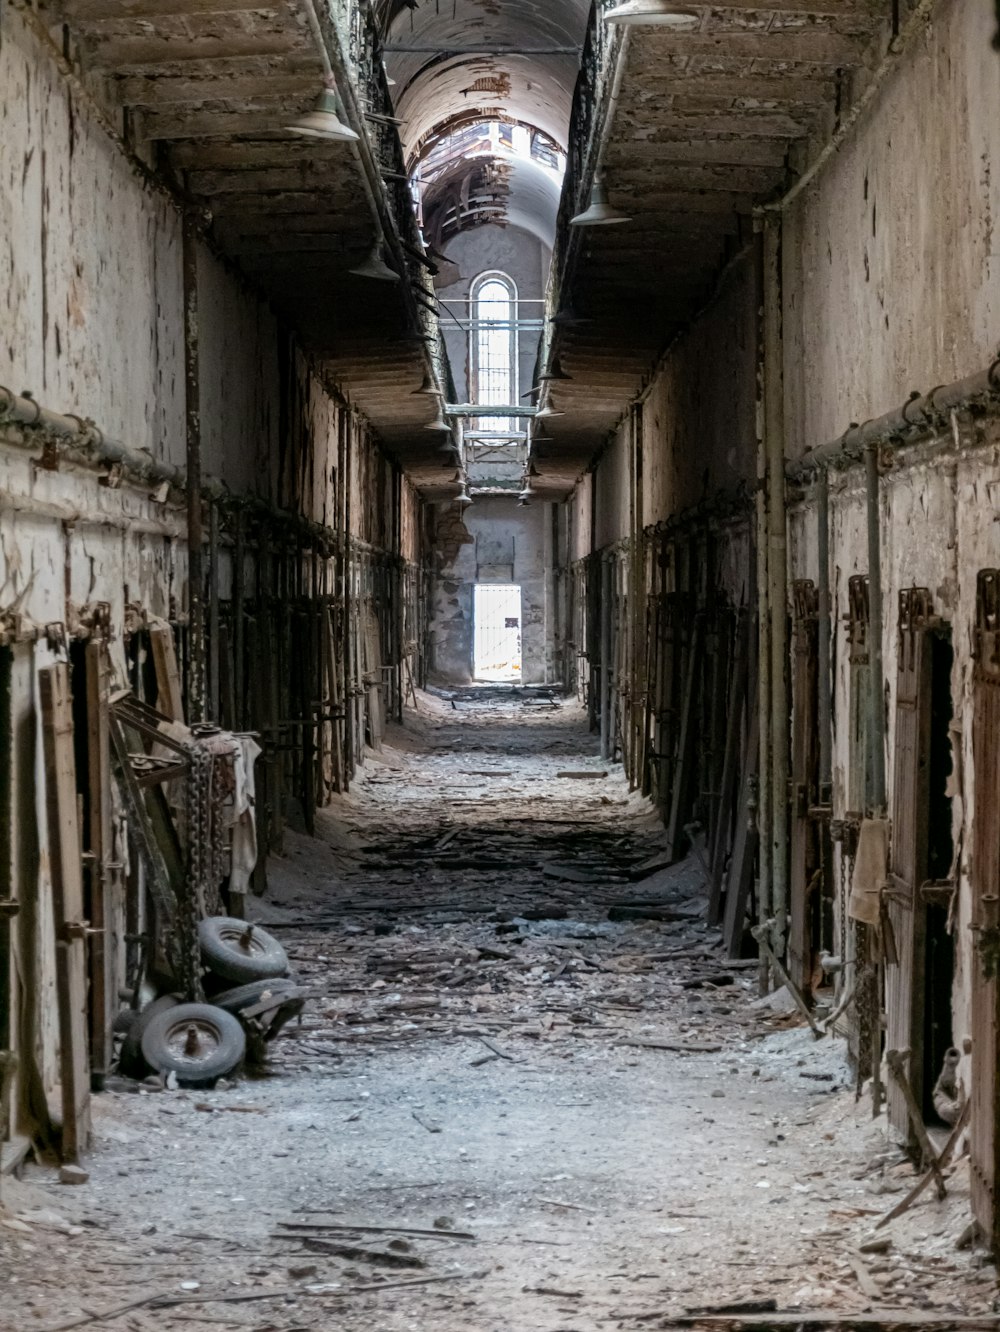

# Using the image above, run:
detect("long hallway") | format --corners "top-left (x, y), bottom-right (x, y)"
top-left (4, 0), bottom-right (1000, 1325)
top-left (2, 695), bottom-right (995, 1331)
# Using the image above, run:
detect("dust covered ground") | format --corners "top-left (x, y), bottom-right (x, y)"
top-left (1, 691), bottom-right (997, 1332)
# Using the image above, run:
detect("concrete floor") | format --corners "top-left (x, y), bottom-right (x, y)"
top-left (1, 693), bottom-right (996, 1332)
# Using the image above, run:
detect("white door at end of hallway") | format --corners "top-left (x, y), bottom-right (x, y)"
top-left (474, 584), bottom-right (522, 681)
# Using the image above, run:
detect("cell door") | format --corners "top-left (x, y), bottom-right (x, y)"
top-left (971, 570), bottom-right (1000, 1246)
top-left (474, 584), bottom-right (522, 681)
top-left (789, 580), bottom-right (820, 997)
top-left (885, 588), bottom-right (936, 1142)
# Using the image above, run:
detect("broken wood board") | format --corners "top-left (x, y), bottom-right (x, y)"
top-left (39, 663), bottom-right (91, 1160)
top-left (666, 1315), bottom-right (1000, 1330)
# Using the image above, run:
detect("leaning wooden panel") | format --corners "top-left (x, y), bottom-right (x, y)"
top-left (970, 569), bottom-right (1000, 1249)
top-left (884, 589), bottom-right (934, 1143)
top-left (84, 642), bottom-right (115, 1079)
top-left (788, 580), bottom-right (820, 998)
top-left (39, 662), bottom-right (91, 1160)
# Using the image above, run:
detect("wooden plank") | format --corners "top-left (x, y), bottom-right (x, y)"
top-left (84, 642), bottom-right (115, 1078)
top-left (39, 664), bottom-right (91, 1161)
top-left (724, 696), bottom-right (761, 958)
top-left (708, 613), bottom-right (750, 924)
top-left (970, 569), bottom-right (1000, 1247)
top-left (885, 593), bottom-right (933, 1142)
top-left (788, 581), bottom-right (819, 998)
top-left (150, 621), bottom-right (185, 723)
top-left (665, 612), bottom-right (705, 861)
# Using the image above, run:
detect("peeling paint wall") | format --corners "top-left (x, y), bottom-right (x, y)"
top-left (0, 3), bottom-right (418, 1143)
top-left (782, 0), bottom-right (1000, 1106)
top-left (641, 254), bottom-right (757, 525)
top-left (783, 0), bottom-right (1000, 455)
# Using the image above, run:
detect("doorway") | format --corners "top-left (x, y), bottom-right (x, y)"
top-left (474, 584), bottom-right (522, 681)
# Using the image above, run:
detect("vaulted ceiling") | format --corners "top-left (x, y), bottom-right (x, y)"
top-left (379, 0), bottom-right (591, 158)
top-left (42, 0), bottom-right (894, 498)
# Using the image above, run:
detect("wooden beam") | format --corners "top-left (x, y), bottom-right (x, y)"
top-left (135, 100), bottom-right (311, 141)
top-left (64, 0), bottom-right (283, 18)
top-left (39, 664), bottom-right (91, 1163)
top-left (617, 111), bottom-right (813, 139)
top-left (623, 74), bottom-right (837, 103)
top-left (187, 165), bottom-right (354, 195)
top-left (629, 29), bottom-right (869, 66)
top-left (605, 140), bottom-right (788, 166)
top-left (168, 138), bottom-right (344, 168)
top-left (115, 71), bottom-right (317, 108)
top-left (84, 29), bottom-right (306, 70)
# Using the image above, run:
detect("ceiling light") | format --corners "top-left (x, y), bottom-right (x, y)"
top-left (603, 1), bottom-right (701, 26)
top-left (455, 485), bottom-right (474, 509)
top-left (413, 370), bottom-right (442, 396)
top-left (288, 87), bottom-right (360, 142)
top-left (571, 174), bottom-right (631, 226)
top-left (425, 405), bottom-right (452, 432)
top-left (549, 308), bottom-right (593, 327)
top-left (350, 242), bottom-right (400, 282)
top-left (535, 403), bottom-right (565, 420)
top-left (539, 358), bottom-right (573, 383)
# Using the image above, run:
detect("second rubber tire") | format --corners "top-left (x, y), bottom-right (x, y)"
top-left (198, 917), bottom-right (289, 984)
top-left (140, 1002), bottom-right (246, 1086)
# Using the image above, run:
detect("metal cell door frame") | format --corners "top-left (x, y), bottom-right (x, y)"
top-left (970, 569), bottom-right (1000, 1246)
top-left (885, 587), bottom-right (937, 1142)
top-left (789, 579), bottom-right (820, 996)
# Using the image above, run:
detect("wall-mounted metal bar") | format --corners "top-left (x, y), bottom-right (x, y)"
top-left (787, 357), bottom-right (1000, 479)
top-left (865, 444), bottom-right (887, 814)
top-left (183, 215), bottom-right (206, 724)
top-left (816, 467), bottom-right (832, 800)
top-left (446, 404), bottom-right (537, 417)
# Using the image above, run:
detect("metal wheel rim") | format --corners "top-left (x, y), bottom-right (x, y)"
top-left (216, 925), bottom-right (270, 958)
top-left (160, 1017), bottom-right (226, 1066)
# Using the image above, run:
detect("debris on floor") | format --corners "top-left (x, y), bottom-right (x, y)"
top-left (2, 694), bottom-right (995, 1332)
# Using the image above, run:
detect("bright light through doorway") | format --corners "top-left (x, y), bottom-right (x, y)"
top-left (474, 584), bottom-right (522, 681)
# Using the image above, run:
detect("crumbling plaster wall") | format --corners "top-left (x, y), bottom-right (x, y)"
top-left (783, 0), bottom-right (1000, 1082)
top-left (782, 0), bottom-right (1000, 451)
top-left (641, 253), bottom-right (757, 526)
top-left (428, 497), bottom-right (551, 685)
top-left (0, 5), bottom-right (409, 1124)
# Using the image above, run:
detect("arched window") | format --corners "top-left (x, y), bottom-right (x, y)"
top-left (471, 272), bottom-right (518, 417)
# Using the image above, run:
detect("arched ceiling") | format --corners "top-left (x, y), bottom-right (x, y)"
top-left (423, 154), bottom-right (561, 250)
top-left (379, 0), bottom-right (591, 160)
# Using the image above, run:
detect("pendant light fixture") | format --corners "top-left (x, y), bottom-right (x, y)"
top-left (603, 1), bottom-right (701, 26)
top-left (413, 370), bottom-right (442, 396)
top-left (424, 404), bottom-right (452, 432)
top-left (288, 84), bottom-right (360, 142)
top-left (535, 402), bottom-right (565, 420)
top-left (539, 358), bottom-right (573, 383)
top-left (549, 308), bottom-right (593, 327)
top-left (350, 240), bottom-right (400, 282)
top-left (570, 174), bottom-right (631, 227)
top-left (455, 482), bottom-right (474, 509)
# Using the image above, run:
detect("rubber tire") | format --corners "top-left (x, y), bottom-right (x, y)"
top-left (198, 916), bottom-right (289, 984)
top-left (212, 978), bottom-right (297, 1015)
top-left (140, 1002), bottom-right (246, 1087)
top-left (117, 995), bottom-right (180, 1078)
